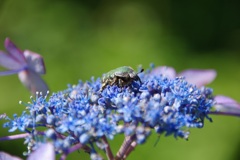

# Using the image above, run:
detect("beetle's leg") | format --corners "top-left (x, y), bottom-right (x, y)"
top-left (137, 76), bottom-right (142, 84)
top-left (100, 82), bottom-right (108, 92)
top-left (118, 78), bottom-right (125, 87)
top-left (136, 76), bottom-right (142, 84)
top-left (100, 83), bottom-right (106, 92)
top-left (110, 77), bottom-right (118, 86)
top-left (100, 79), bottom-right (111, 92)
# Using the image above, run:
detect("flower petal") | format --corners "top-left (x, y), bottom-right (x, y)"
top-left (0, 151), bottom-right (22, 160)
top-left (214, 95), bottom-right (238, 105)
top-left (178, 69), bottom-right (216, 87)
top-left (0, 69), bottom-right (24, 76)
top-left (214, 95), bottom-right (240, 113)
top-left (0, 51), bottom-right (25, 70)
top-left (150, 66), bottom-right (176, 79)
top-left (18, 69), bottom-right (49, 95)
top-left (27, 143), bottom-right (55, 160)
top-left (4, 38), bottom-right (26, 65)
top-left (23, 50), bottom-right (46, 74)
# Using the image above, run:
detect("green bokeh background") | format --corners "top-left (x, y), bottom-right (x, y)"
top-left (0, 0), bottom-right (239, 159)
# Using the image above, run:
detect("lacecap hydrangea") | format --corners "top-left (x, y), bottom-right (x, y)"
top-left (2, 65), bottom-right (215, 158)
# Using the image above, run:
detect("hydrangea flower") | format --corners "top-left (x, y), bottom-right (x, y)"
top-left (0, 143), bottom-right (55, 160)
top-left (151, 65), bottom-right (240, 116)
top-left (2, 63), bottom-right (239, 160)
top-left (0, 38), bottom-right (48, 95)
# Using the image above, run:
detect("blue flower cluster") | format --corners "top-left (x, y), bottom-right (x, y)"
top-left (3, 67), bottom-right (214, 154)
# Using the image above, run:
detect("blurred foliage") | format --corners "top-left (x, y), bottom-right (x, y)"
top-left (0, 0), bottom-right (239, 160)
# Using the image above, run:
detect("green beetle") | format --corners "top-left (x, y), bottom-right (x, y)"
top-left (100, 66), bottom-right (144, 91)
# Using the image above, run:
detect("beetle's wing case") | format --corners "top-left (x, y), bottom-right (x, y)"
top-left (114, 71), bottom-right (130, 78)
top-left (114, 66), bottom-right (133, 77)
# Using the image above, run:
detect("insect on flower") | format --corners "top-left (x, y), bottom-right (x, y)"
top-left (100, 66), bottom-right (144, 91)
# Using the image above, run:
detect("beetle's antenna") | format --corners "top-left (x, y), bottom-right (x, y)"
top-left (137, 68), bottom-right (144, 84)
top-left (138, 69), bottom-right (144, 74)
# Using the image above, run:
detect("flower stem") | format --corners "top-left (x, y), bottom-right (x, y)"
top-left (101, 136), bottom-right (114, 160)
top-left (209, 111), bottom-right (240, 117)
top-left (123, 141), bottom-right (137, 159)
top-left (115, 134), bottom-right (136, 160)
top-left (60, 142), bottom-right (92, 160)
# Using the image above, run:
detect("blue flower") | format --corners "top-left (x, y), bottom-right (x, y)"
top-left (3, 112), bottom-right (33, 132)
top-left (150, 66), bottom-right (240, 117)
top-left (1, 65), bottom-right (239, 160)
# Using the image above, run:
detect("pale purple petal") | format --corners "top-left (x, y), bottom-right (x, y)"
top-left (178, 69), bottom-right (216, 87)
top-left (0, 151), bottom-right (22, 160)
top-left (0, 51), bottom-right (25, 70)
top-left (27, 143), bottom-right (55, 160)
top-left (150, 66), bottom-right (176, 79)
top-left (18, 70), bottom-right (49, 95)
top-left (4, 38), bottom-right (26, 65)
top-left (214, 95), bottom-right (239, 105)
top-left (23, 50), bottom-right (46, 74)
top-left (0, 69), bottom-right (25, 76)
top-left (214, 95), bottom-right (240, 113)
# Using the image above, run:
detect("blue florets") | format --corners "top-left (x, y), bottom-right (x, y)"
top-left (2, 67), bottom-right (214, 154)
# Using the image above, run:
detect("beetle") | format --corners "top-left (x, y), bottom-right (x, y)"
top-left (100, 66), bottom-right (144, 91)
